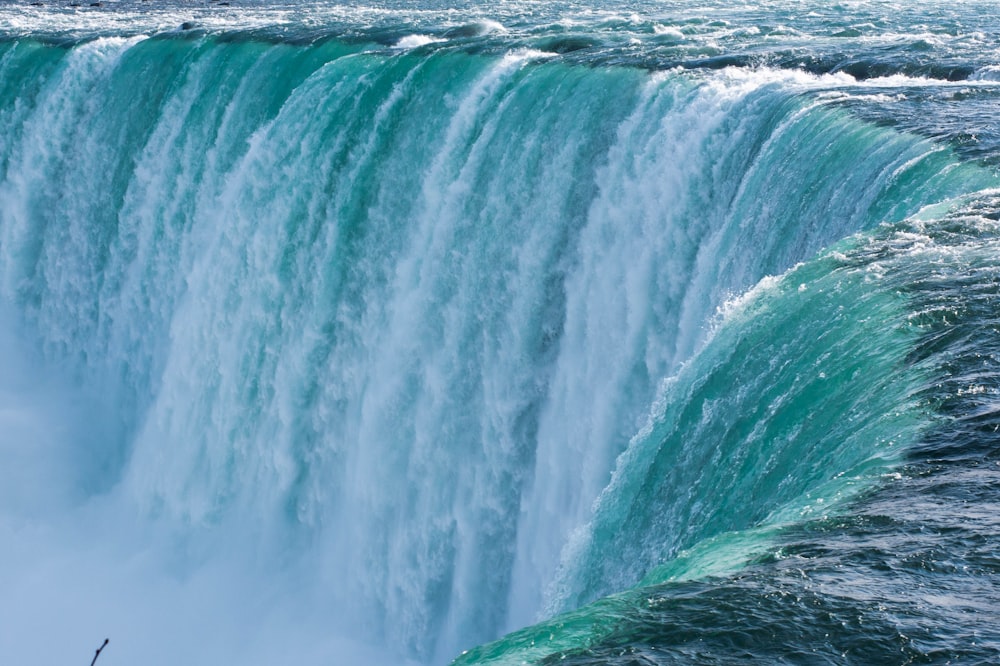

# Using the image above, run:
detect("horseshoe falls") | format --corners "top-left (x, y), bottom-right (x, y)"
top-left (3, 2), bottom-right (1000, 664)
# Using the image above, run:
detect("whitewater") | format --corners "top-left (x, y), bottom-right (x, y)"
top-left (2, 1), bottom-right (1000, 664)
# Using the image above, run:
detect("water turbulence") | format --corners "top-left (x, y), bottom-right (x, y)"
top-left (0, 20), bottom-right (998, 666)
top-left (458, 193), bottom-right (1000, 664)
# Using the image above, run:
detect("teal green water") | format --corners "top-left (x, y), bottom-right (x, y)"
top-left (1, 3), bottom-right (1000, 665)
top-left (457, 197), bottom-right (1000, 664)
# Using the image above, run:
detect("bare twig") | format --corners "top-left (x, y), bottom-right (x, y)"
top-left (90, 638), bottom-right (109, 666)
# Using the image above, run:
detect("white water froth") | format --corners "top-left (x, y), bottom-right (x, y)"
top-left (0, 303), bottom-right (420, 666)
top-left (394, 34), bottom-right (445, 49)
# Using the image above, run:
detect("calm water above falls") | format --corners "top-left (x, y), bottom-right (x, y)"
top-left (1, 1), bottom-right (999, 664)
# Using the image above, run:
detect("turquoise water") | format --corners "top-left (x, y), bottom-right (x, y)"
top-left (1, 2), bottom-right (1000, 664)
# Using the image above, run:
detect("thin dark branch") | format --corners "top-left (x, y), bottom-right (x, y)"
top-left (90, 638), bottom-right (109, 666)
